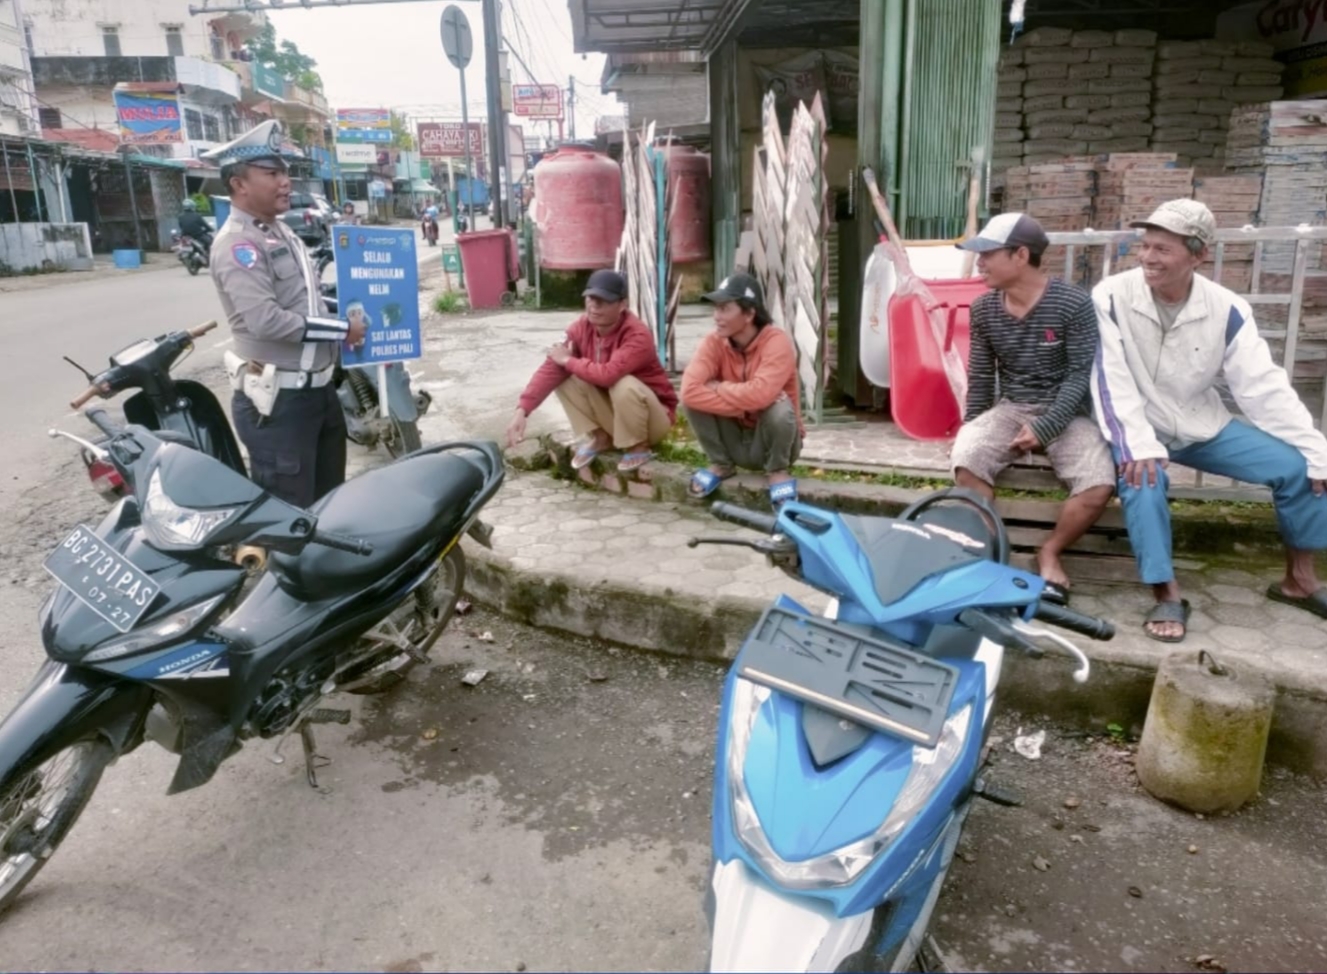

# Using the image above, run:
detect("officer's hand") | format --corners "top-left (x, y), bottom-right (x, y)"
top-left (506, 409), bottom-right (528, 448)
top-left (346, 318), bottom-right (368, 348)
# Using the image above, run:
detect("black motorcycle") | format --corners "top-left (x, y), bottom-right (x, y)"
top-left (170, 229), bottom-right (210, 276)
top-left (67, 321), bottom-right (246, 501)
top-left (0, 409), bottom-right (503, 914)
top-left (311, 243), bottom-right (433, 457)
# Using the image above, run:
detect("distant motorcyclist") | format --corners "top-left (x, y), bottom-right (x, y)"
top-left (178, 199), bottom-right (213, 255)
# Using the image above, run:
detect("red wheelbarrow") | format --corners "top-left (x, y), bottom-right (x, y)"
top-left (887, 277), bottom-right (989, 441)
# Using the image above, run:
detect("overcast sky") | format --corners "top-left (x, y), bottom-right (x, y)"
top-left (266, 0), bottom-right (620, 144)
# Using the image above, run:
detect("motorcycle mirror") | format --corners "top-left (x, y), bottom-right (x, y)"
top-left (62, 355), bottom-right (96, 383)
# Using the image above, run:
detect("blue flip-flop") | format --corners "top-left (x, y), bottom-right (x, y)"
top-left (570, 441), bottom-right (602, 470)
top-left (689, 468), bottom-right (732, 498)
top-left (768, 479), bottom-right (798, 508)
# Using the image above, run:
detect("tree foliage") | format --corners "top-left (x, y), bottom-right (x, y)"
top-left (390, 111), bottom-right (415, 151)
top-left (249, 22), bottom-right (323, 93)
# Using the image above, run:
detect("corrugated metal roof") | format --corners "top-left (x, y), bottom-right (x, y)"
top-left (569, 0), bottom-right (750, 55)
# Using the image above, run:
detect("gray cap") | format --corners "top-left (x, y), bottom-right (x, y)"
top-left (1130, 199), bottom-right (1217, 248)
top-left (956, 212), bottom-right (1050, 255)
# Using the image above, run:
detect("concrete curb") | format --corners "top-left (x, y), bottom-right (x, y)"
top-left (464, 535), bottom-right (1327, 776)
top-left (522, 434), bottom-right (1284, 557)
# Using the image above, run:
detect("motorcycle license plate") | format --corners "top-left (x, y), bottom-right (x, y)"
top-left (44, 525), bottom-right (158, 633)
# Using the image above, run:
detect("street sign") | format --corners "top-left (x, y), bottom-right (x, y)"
top-left (336, 128), bottom-right (393, 144)
top-left (512, 83), bottom-right (562, 119)
top-left (441, 5), bottom-right (473, 70)
top-left (417, 121), bottom-right (483, 158)
top-left (333, 226), bottom-right (422, 367)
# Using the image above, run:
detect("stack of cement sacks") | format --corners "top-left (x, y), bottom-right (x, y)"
top-left (1005, 27), bottom-right (1160, 165)
top-left (1150, 39), bottom-right (1285, 171)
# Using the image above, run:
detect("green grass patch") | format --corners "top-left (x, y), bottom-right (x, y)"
top-left (432, 290), bottom-right (466, 314)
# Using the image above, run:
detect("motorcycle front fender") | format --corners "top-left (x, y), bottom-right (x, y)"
top-left (0, 660), bottom-right (152, 789)
top-left (708, 858), bottom-right (874, 973)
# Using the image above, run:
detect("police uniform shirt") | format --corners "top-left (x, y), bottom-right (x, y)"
top-left (210, 204), bottom-right (346, 372)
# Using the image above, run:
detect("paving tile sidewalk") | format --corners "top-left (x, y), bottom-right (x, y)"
top-left (464, 469), bottom-right (1327, 768)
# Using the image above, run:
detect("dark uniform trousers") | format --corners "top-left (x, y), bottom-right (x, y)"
top-left (232, 385), bottom-right (347, 509)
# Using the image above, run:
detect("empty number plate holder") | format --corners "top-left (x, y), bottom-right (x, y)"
top-left (736, 606), bottom-right (960, 748)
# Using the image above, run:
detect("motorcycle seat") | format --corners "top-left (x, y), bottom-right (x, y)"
top-left (270, 452), bottom-right (484, 598)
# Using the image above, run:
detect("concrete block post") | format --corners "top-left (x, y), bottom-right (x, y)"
top-left (1136, 650), bottom-right (1275, 814)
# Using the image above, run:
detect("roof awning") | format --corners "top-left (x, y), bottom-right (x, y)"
top-left (396, 179), bottom-right (438, 194)
top-left (569, 0), bottom-right (753, 55)
top-left (127, 154), bottom-right (186, 170)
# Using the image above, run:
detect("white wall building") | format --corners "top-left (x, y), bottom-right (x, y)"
top-left (24, 0), bottom-right (263, 161)
top-left (0, 0), bottom-right (39, 135)
top-left (22, 0), bottom-right (255, 62)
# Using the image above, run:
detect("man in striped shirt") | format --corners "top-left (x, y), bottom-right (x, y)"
top-left (951, 213), bottom-right (1116, 604)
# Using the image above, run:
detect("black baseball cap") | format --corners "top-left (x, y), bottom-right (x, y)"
top-left (583, 269), bottom-right (628, 301)
top-left (702, 272), bottom-right (772, 326)
top-left (956, 212), bottom-right (1050, 255)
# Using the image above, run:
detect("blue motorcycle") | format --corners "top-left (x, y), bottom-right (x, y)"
top-left (693, 490), bottom-right (1115, 972)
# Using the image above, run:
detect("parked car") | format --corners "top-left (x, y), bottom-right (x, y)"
top-left (281, 192), bottom-right (339, 244)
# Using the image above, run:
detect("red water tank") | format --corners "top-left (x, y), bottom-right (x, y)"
top-left (664, 144), bottom-right (712, 264)
top-left (532, 145), bottom-right (624, 271)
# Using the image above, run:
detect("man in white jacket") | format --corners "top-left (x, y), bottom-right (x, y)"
top-left (1091, 199), bottom-right (1327, 641)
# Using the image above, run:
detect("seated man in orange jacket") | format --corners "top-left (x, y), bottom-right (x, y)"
top-left (681, 273), bottom-right (802, 506)
top-left (505, 269), bottom-right (678, 472)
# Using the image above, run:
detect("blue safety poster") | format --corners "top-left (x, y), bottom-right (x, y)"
top-left (333, 226), bottom-right (421, 367)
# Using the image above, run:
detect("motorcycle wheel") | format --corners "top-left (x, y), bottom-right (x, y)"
top-left (345, 546), bottom-right (467, 695)
top-left (186, 258), bottom-right (201, 276)
top-left (0, 739), bottom-right (113, 915)
top-left (383, 418), bottom-right (422, 458)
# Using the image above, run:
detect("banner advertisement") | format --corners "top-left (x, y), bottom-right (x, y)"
top-left (250, 63), bottom-right (286, 100)
top-left (112, 89), bottom-right (183, 144)
top-left (335, 143), bottom-right (378, 164)
top-left (1217, 0), bottom-right (1327, 97)
top-left (333, 226), bottom-right (422, 368)
top-left (417, 121), bottom-right (484, 158)
top-left (512, 83), bottom-right (563, 119)
top-left (336, 107), bottom-right (392, 129)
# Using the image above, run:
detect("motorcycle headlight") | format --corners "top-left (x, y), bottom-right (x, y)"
top-left (727, 677), bottom-right (972, 890)
top-left (142, 470), bottom-right (239, 548)
top-left (83, 594), bottom-right (226, 662)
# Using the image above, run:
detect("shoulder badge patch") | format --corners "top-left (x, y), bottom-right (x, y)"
top-left (232, 243), bottom-right (260, 269)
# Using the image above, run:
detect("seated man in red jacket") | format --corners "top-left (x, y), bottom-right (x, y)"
top-left (505, 269), bottom-right (678, 472)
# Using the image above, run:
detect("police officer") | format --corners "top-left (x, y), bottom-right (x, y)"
top-left (203, 120), bottom-right (366, 508)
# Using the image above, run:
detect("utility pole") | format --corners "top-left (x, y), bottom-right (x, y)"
top-left (481, 0), bottom-right (504, 228)
top-left (568, 75), bottom-right (576, 140)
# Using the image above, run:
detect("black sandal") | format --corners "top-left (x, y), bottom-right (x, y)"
top-left (1143, 599), bottom-right (1191, 643)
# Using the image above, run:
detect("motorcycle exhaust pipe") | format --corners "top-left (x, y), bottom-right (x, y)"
top-left (234, 545), bottom-right (268, 574)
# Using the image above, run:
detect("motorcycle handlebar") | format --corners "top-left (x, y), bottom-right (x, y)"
top-left (312, 528), bottom-right (374, 557)
top-left (70, 384), bottom-right (104, 409)
top-left (710, 502), bottom-right (779, 536)
top-left (1034, 601), bottom-right (1115, 641)
top-left (189, 320), bottom-right (218, 339)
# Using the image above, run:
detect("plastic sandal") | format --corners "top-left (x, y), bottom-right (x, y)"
top-left (768, 479), bottom-right (798, 508)
top-left (570, 441), bottom-right (603, 470)
top-left (1142, 599), bottom-right (1191, 643)
top-left (689, 468), bottom-right (731, 498)
top-left (617, 451), bottom-right (655, 473)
